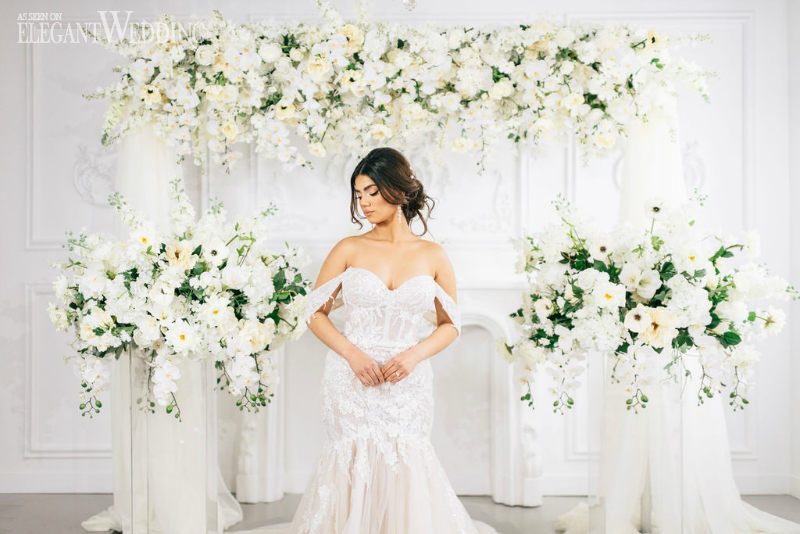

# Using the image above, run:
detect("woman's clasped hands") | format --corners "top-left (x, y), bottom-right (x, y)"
top-left (345, 347), bottom-right (422, 387)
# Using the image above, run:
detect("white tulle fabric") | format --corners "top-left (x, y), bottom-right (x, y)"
top-left (233, 266), bottom-right (499, 534)
top-left (555, 94), bottom-right (800, 534)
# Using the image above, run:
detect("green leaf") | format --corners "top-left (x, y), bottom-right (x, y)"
top-left (722, 330), bottom-right (742, 347)
top-left (659, 261), bottom-right (677, 280)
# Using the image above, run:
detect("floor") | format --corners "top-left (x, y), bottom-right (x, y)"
top-left (1, 493), bottom-right (799, 534)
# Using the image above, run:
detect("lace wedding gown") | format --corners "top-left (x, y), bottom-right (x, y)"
top-left (233, 266), bottom-right (500, 534)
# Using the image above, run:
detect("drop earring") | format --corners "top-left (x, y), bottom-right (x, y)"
top-left (397, 204), bottom-right (402, 223)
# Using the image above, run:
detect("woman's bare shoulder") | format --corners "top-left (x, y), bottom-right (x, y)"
top-left (418, 239), bottom-right (453, 274)
top-left (325, 234), bottom-right (371, 267)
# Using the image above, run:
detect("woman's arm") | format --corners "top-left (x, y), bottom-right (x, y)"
top-left (307, 237), bottom-right (386, 386)
top-left (410, 243), bottom-right (460, 361)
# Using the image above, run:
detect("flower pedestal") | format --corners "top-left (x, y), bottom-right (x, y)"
top-left (587, 351), bottom-right (687, 534)
top-left (125, 347), bottom-right (219, 534)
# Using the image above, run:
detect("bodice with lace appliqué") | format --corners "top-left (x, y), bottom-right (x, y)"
top-left (303, 265), bottom-right (462, 354)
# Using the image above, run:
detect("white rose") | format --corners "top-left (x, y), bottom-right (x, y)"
top-left (238, 319), bottom-right (275, 354)
top-left (222, 263), bottom-right (249, 290)
top-left (448, 28), bottom-right (465, 49)
top-left (338, 24), bottom-right (364, 53)
top-left (195, 45), bottom-right (216, 66)
top-left (306, 55), bottom-right (332, 81)
top-left (512, 339), bottom-right (545, 365)
top-left (576, 268), bottom-right (607, 291)
top-left (555, 28), bottom-right (576, 48)
top-left (560, 92), bottom-right (584, 110)
top-left (79, 268), bottom-right (107, 299)
top-left (524, 59), bottom-right (549, 80)
top-left (258, 43), bottom-right (282, 63)
top-left (489, 79), bottom-right (514, 100)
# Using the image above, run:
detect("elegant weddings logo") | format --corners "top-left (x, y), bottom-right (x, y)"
top-left (17, 10), bottom-right (206, 44)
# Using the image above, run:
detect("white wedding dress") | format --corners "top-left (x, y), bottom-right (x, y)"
top-left (233, 266), bottom-right (500, 534)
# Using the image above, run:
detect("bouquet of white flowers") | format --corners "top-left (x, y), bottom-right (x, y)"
top-left (48, 178), bottom-right (311, 419)
top-left (85, 3), bottom-right (712, 174)
top-left (500, 194), bottom-right (797, 414)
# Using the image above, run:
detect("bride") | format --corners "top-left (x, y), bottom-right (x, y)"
top-left (237, 147), bottom-right (499, 534)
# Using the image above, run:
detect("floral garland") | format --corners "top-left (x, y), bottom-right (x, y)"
top-left (498, 194), bottom-right (798, 414)
top-left (86, 2), bottom-right (713, 174)
top-left (48, 179), bottom-right (311, 419)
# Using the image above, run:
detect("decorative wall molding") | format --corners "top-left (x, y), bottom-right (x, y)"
top-left (73, 143), bottom-right (116, 207)
top-left (24, 283), bottom-right (112, 459)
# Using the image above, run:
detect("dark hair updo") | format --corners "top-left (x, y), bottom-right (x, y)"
top-left (349, 147), bottom-right (436, 236)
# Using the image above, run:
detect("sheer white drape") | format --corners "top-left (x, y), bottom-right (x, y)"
top-left (81, 122), bottom-right (243, 533)
top-left (557, 94), bottom-right (800, 534)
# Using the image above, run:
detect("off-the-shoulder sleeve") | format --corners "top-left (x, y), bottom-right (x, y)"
top-left (427, 282), bottom-right (461, 336)
top-left (302, 270), bottom-right (346, 325)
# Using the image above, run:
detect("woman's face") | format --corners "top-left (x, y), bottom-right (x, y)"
top-left (355, 173), bottom-right (395, 224)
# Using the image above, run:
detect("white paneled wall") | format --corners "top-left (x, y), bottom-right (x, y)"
top-left (788, 0), bottom-right (800, 500)
top-left (0, 0), bottom-right (796, 497)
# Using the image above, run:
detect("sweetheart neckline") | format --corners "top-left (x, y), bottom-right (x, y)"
top-left (346, 266), bottom-right (434, 292)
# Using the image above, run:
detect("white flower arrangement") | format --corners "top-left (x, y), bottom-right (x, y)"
top-left (84, 3), bottom-right (713, 174)
top-left (48, 178), bottom-right (311, 419)
top-left (500, 194), bottom-right (798, 414)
